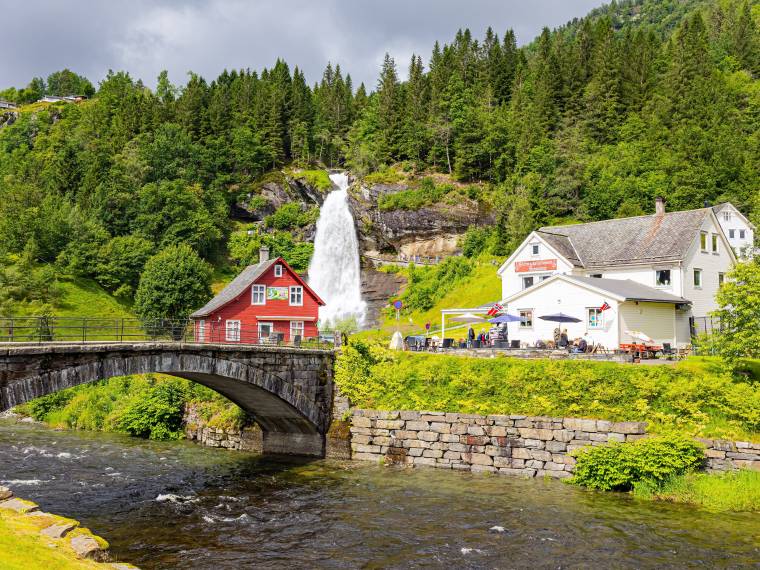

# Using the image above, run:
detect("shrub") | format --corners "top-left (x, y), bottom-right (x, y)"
top-left (265, 203), bottom-right (303, 230)
top-left (401, 257), bottom-right (473, 312)
top-left (95, 235), bottom-right (154, 295)
top-left (460, 226), bottom-right (493, 258)
top-left (114, 381), bottom-right (187, 440)
top-left (570, 436), bottom-right (705, 491)
top-left (377, 178), bottom-right (453, 211)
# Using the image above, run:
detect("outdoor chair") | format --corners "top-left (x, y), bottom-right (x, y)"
top-left (661, 343), bottom-right (674, 359)
top-left (510, 340), bottom-right (520, 349)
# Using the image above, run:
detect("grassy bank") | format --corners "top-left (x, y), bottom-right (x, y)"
top-left (0, 509), bottom-right (104, 570)
top-left (634, 469), bottom-right (760, 512)
top-left (336, 344), bottom-right (760, 442)
top-left (15, 374), bottom-right (245, 440)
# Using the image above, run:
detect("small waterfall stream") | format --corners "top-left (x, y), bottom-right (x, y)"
top-left (308, 172), bottom-right (366, 327)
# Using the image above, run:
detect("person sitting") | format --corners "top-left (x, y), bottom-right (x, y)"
top-left (574, 337), bottom-right (588, 353)
top-left (558, 329), bottom-right (569, 349)
top-left (535, 339), bottom-right (546, 349)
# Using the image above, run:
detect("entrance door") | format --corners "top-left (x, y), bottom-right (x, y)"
top-left (258, 322), bottom-right (273, 343)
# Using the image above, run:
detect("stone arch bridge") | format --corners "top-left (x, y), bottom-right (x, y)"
top-left (0, 343), bottom-right (335, 456)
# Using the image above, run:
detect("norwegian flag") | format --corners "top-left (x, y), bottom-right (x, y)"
top-left (600, 301), bottom-right (611, 312)
top-left (487, 303), bottom-right (503, 317)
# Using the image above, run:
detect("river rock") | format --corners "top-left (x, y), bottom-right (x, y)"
top-left (0, 497), bottom-right (39, 513)
top-left (0, 485), bottom-right (12, 500)
top-left (70, 534), bottom-right (109, 561)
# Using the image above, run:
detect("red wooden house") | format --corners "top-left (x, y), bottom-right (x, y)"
top-left (190, 247), bottom-right (325, 344)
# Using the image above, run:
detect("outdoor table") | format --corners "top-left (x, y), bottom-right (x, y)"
top-left (619, 343), bottom-right (663, 360)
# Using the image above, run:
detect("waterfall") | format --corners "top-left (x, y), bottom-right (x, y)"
top-left (308, 172), bottom-right (366, 327)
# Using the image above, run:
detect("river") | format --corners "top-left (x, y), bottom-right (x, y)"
top-left (0, 421), bottom-right (758, 569)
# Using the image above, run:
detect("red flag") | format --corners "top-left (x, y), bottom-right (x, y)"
top-left (600, 301), bottom-right (611, 312)
top-left (487, 303), bottom-right (503, 317)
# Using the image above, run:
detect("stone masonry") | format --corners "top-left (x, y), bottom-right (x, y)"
top-left (349, 410), bottom-right (760, 477)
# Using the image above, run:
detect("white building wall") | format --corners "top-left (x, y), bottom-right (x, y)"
top-left (574, 265), bottom-right (683, 296)
top-left (618, 302), bottom-right (677, 347)
top-left (504, 280), bottom-right (621, 349)
top-left (682, 216), bottom-right (734, 319)
top-left (500, 237), bottom-right (575, 300)
top-left (716, 205), bottom-right (755, 259)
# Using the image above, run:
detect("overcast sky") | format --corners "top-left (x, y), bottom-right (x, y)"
top-left (2, 0), bottom-right (604, 91)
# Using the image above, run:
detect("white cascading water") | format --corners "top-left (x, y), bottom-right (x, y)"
top-left (308, 172), bottom-right (366, 327)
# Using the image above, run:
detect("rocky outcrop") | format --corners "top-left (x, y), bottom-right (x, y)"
top-left (233, 173), bottom-right (330, 222)
top-left (361, 268), bottom-right (406, 328)
top-left (349, 181), bottom-right (494, 257)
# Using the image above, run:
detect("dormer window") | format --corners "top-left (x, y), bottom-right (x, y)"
top-left (252, 284), bottom-right (266, 305)
top-left (274, 264), bottom-right (283, 277)
top-left (531, 244), bottom-right (539, 256)
top-left (724, 212), bottom-right (731, 222)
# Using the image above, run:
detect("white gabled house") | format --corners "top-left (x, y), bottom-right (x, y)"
top-left (496, 198), bottom-right (739, 348)
top-left (712, 203), bottom-right (756, 260)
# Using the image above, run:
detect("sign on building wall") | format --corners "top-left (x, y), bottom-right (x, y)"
top-left (515, 259), bottom-right (558, 273)
top-left (267, 287), bottom-right (288, 300)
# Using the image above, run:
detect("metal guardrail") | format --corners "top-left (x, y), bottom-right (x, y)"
top-left (0, 317), bottom-right (337, 349)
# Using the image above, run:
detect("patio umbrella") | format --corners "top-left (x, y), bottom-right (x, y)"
top-left (625, 330), bottom-right (654, 344)
top-left (538, 312), bottom-right (582, 323)
top-left (488, 314), bottom-right (526, 324)
top-left (450, 313), bottom-right (486, 324)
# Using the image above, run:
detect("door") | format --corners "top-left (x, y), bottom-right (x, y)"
top-left (258, 322), bottom-right (273, 343)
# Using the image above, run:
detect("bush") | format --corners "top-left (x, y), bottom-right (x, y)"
top-left (377, 178), bottom-right (453, 211)
top-left (114, 381), bottom-right (188, 440)
top-left (570, 437), bottom-right (705, 491)
top-left (401, 257), bottom-right (473, 312)
top-left (95, 235), bottom-right (154, 296)
top-left (134, 244), bottom-right (212, 321)
top-left (460, 226), bottom-right (493, 258)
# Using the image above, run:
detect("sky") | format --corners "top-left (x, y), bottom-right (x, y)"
top-left (1, 0), bottom-right (605, 91)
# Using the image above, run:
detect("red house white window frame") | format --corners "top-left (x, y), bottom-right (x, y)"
top-left (289, 286), bottom-right (303, 306)
top-left (226, 320), bottom-right (241, 342)
top-left (252, 284), bottom-right (266, 305)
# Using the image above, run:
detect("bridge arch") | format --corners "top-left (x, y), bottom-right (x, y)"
top-left (0, 343), bottom-right (335, 456)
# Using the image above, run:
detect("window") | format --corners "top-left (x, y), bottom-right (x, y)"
top-left (587, 308), bottom-right (603, 329)
top-left (655, 269), bottom-right (671, 287)
top-left (225, 320), bottom-right (240, 342)
top-left (739, 230), bottom-right (746, 239)
top-left (274, 264), bottom-right (283, 277)
top-left (519, 310), bottom-right (533, 328)
top-left (700, 232), bottom-right (708, 251)
top-left (252, 284), bottom-right (266, 305)
top-left (257, 322), bottom-right (273, 341)
top-left (289, 286), bottom-right (303, 306)
top-left (711, 234), bottom-right (718, 253)
top-left (589, 273), bottom-right (603, 279)
top-left (540, 275), bottom-right (551, 282)
top-left (197, 320), bottom-right (206, 342)
top-left (290, 320), bottom-right (304, 340)
top-left (531, 244), bottom-right (539, 255)
top-left (718, 273), bottom-right (725, 286)
top-left (724, 212), bottom-right (731, 222)
top-left (522, 276), bottom-right (534, 289)
top-left (693, 268), bottom-right (702, 288)
top-left (729, 229), bottom-right (735, 239)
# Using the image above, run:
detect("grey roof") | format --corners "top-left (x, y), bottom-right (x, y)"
top-left (537, 208), bottom-right (711, 268)
top-left (190, 260), bottom-right (276, 318)
top-left (565, 275), bottom-right (690, 304)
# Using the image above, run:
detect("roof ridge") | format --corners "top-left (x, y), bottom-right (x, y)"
top-left (540, 207), bottom-right (710, 231)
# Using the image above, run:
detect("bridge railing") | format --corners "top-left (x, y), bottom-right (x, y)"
top-left (0, 317), bottom-right (337, 348)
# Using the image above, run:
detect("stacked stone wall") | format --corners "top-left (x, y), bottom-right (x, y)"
top-left (350, 410), bottom-right (759, 476)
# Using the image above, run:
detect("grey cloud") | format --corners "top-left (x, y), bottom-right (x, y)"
top-left (1, 0), bottom-right (602, 90)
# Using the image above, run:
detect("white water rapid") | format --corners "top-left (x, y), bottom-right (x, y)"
top-left (308, 172), bottom-right (366, 327)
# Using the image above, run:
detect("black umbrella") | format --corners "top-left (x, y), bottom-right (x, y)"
top-left (538, 312), bottom-right (582, 323)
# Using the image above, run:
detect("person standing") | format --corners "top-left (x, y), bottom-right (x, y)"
top-left (467, 326), bottom-right (475, 348)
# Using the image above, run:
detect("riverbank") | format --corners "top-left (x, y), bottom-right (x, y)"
top-left (0, 485), bottom-right (136, 569)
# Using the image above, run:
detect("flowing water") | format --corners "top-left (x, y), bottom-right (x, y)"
top-left (1, 422), bottom-right (759, 569)
top-left (308, 172), bottom-right (366, 327)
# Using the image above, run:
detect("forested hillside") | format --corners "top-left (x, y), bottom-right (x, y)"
top-left (0, 0), bottom-right (758, 319)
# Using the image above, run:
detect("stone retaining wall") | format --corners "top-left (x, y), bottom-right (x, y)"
top-left (183, 404), bottom-right (263, 452)
top-left (350, 410), bottom-right (760, 476)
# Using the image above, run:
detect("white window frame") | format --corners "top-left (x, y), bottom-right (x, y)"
top-left (290, 320), bottom-right (304, 340)
top-left (711, 233), bottom-right (718, 253)
top-left (197, 320), bottom-right (206, 342)
top-left (274, 264), bottom-right (283, 277)
top-left (729, 229), bottom-right (735, 239)
top-left (724, 212), bottom-right (731, 222)
top-left (655, 269), bottom-right (672, 288)
top-left (519, 309), bottom-right (533, 329)
top-left (289, 285), bottom-right (303, 306)
top-left (530, 243), bottom-right (540, 256)
top-left (258, 321), bottom-right (274, 341)
top-left (225, 320), bottom-right (241, 342)
top-left (251, 284), bottom-right (266, 305)
top-left (739, 229), bottom-right (746, 239)
top-left (587, 308), bottom-right (604, 329)
top-left (539, 274), bottom-right (551, 282)
top-left (693, 268), bottom-right (702, 289)
top-left (718, 272), bottom-right (725, 286)
top-left (522, 276), bottom-right (535, 290)
top-left (700, 231), bottom-right (708, 252)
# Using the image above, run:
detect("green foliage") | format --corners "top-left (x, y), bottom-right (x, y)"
top-left (362, 166), bottom-right (404, 185)
top-left (94, 236), bottom-right (154, 297)
top-left (401, 257), bottom-right (474, 312)
top-left (570, 436), bottom-right (705, 491)
top-left (633, 468), bottom-right (760, 512)
top-left (710, 259), bottom-right (760, 359)
top-left (295, 170), bottom-right (333, 191)
top-left (134, 244), bottom-right (212, 321)
top-left (114, 380), bottom-right (187, 440)
top-left (377, 178), bottom-right (455, 211)
top-left (264, 202), bottom-right (318, 230)
top-left (460, 226), bottom-right (494, 258)
top-left (334, 348), bottom-right (760, 441)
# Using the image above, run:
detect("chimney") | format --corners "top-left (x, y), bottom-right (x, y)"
top-left (655, 197), bottom-right (665, 216)
top-left (259, 245), bottom-right (270, 263)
